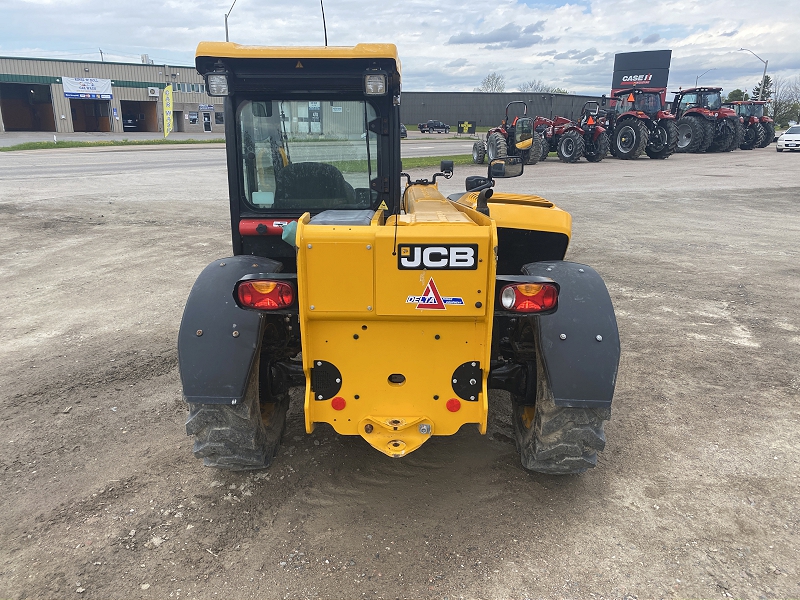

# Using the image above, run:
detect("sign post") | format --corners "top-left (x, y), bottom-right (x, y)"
top-left (163, 85), bottom-right (173, 138)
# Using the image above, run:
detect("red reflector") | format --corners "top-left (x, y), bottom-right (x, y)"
top-left (500, 283), bottom-right (558, 313)
top-left (237, 280), bottom-right (293, 310)
top-left (331, 397), bottom-right (346, 411)
top-left (446, 398), bottom-right (461, 412)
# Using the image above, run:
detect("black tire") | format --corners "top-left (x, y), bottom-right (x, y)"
top-left (725, 118), bottom-right (744, 152)
top-left (524, 131), bottom-right (543, 165)
top-left (740, 122), bottom-right (765, 150)
top-left (613, 119), bottom-right (647, 159)
top-left (186, 350), bottom-right (289, 470)
top-left (708, 117), bottom-right (736, 152)
top-left (645, 119), bottom-right (678, 159)
top-left (512, 352), bottom-right (610, 475)
top-left (760, 122), bottom-right (775, 148)
top-left (584, 131), bottom-right (609, 162)
top-left (698, 118), bottom-right (715, 152)
top-left (540, 135), bottom-right (551, 161)
top-left (472, 141), bottom-right (486, 164)
top-left (557, 130), bottom-right (584, 163)
top-left (486, 132), bottom-right (508, 161)
top-left (676, 116), bottom-right (705, 153)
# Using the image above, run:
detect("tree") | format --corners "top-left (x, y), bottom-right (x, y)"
top-left (752, 75), bottom-right (772, 101)
top-left (768, 75), bottom-right (800, 127)
top-left (725, 89), bottom-right (749, 102)
top-left (475, 72), bottom-right (505, 93)
top-left (519, 79), bottom-right (569, 94)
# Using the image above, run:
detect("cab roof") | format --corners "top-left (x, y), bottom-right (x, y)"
top-left (196, 42), bottom-right (400, 75)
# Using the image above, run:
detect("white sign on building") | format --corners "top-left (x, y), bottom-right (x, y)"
top-left (62, 77), bottom-right (113, 100)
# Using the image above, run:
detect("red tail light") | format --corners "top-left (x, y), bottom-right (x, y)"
top-left (237, 280), bottom-right (294, 309)
top-left (500, 283), bottom-right (558, 313)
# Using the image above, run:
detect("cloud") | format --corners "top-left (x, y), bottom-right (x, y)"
top-left (629, 36), bottom-right (640, 44)
top-left (445, 58), bottom-right (468, 68)
top-left (447, 21), bottom-right (547, 48)
top-left (642, 33), bottom-right (661, 44)
top-left (553, 48), bottom-right (598, 61)
top-left (720, 29), bottom-right (738, 37)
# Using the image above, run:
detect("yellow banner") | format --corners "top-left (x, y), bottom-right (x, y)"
top-left (163, 85), bottom-right (173, 138)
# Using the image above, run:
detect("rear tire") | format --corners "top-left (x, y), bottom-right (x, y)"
top-left (524, 131), bottom-right (543, 165)
top-left (186, 350), bottom-right (289, 470)
top-left (708, 117), bottom-right (736, 152)
top-left (613, 119), bottom-right (647, 159)
top-left (557, 130), bottom-right (584, 163)
top-left (698, 119), bottom-right (715, 152)
top-left (487, 133), bottom-right (508, 161)
top-left (584, 132), bottom-right (609, 162)
top-left (760, 122), bottom-right (775, 147)
top-left (645, 119), bottom-right (678, 159)
top-left (725, 118), bottom-right (744, 152)
top-left (540, 135), bottom-right (551, 161)
top-left (676, 116), bottom-right (705, 153)
top-left (740, 122), bottom-right (765, 150)
top-left (472, 141), bottom-right (486, 164)
top-left (512, 352), bottom-right (610, 475)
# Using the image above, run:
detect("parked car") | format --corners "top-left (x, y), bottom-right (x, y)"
top-left (122, 115), bottom-right (139, 131)
top-left (776, 125), bottom-right (800, 152)
top-left (400, 123), bottom-right (407, 138)
top-left (418, 120), bottom-right (450, 134)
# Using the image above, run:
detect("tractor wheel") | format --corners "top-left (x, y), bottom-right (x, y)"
top-left (472, 141), bottom-right (486, 164)
top-left (676, 116), bottom-right (705, 153)
top-left (613, 119), bottom-right (647, 160)
top-left (557, 130), bottom-right (584, 163)
top-left (584, 132), bottom-right (609, 162)
top-left (708, 117), bottom-right (736, 152)
top-left (740, 122), bottom-right (765, 150)
top-left (486, 133), bottom-right (508, 161)
top-left (725, 117), bottom-right (745, 152)
top-left (512, 351), bottom-right (610, 475)
top-left (698, 119), bottom-right (715, 152)
top-left (540, 136), bottom-right (551, 161)
top-left (525, 131), bottom-right (543, 165)
top-left (645, 119), bottom-right (678, 159)
top-left (759, 122), bottom-right (775, 148)
top-left (186, 350), bottom-right (289, 470)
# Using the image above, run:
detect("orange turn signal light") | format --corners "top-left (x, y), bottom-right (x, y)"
top-left (237, 280), bottom-right (294, 310)
top-left (500, 283), bottom-right (558, 313)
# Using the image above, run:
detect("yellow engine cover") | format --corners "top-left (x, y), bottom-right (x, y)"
top-left (296, 188), bottom-right (497, 457)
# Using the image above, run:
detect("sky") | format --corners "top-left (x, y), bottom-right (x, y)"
top-left (0, 0), bottom-right (797, 96)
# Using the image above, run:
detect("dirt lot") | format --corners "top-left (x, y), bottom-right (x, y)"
top-left (0, 145), bottom-right (798, 600)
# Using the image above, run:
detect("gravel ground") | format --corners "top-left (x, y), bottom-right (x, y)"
top-left (0, 144), bottom-right (798, 599)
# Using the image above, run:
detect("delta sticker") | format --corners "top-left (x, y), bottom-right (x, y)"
top-left (406, 278), bottom-right (465, 310)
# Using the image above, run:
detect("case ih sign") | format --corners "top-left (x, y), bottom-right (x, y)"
top-left (611, 50), bottom-right (671, 100)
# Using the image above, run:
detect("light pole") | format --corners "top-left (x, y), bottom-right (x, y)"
top-left (695, 68), bottom-right (716, 87)
top-left (739, 48), bottom-right (768, 100)
top-left (224, 0), bottom-right (238, 42)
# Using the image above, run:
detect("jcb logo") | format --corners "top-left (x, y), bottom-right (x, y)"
top-left (397, 244), bottom-right (478, 270)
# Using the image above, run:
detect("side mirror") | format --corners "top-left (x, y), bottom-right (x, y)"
top-left (440, 160), bottom-right (454, 175)
top-left (465, 175), bottom-right (489, 191)
top-left (490, 157), bottom-right (523, 179)
top-left (601, 94), bottom-right (607, 107)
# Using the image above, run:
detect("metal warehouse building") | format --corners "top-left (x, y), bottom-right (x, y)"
top-left (0, 56), bottom-right (223, 135)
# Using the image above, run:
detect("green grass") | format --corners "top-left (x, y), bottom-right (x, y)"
top-left (0, 138), bottom-right (226, 152)
top-left (401, 155), bottom-right (474, 169)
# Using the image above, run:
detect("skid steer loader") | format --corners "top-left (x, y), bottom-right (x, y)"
top-left (178, 42), bottom-right (620, 475)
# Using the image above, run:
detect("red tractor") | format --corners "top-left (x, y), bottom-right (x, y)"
top-left (722, 100), bottom-right (775, 150)
top-left (472, 101), bottom-right (542, 165)
top-left (604, 88), bottom-right (678, 160)
top-left (535, 101), bottom-right (609, 163)
top-left (671, 87), bottom-right (741, 153)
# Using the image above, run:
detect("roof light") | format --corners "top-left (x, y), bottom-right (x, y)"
top-left (500, 283), bottom-right (558, 313)
top-left (206, 73), bottom-right (230, 96)
top-left (364, 74), bottom-right (387, 95)
top-left (237, 280), bottom-right (293, 309)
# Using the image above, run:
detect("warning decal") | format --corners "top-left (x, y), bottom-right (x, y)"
top-left (406, 278), bottom-right (465, 310)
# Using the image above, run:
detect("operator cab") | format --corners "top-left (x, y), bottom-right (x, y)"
top-left (614, 90), bottom-right (662, 116)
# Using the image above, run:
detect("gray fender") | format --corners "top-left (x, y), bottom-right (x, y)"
top-left (178, 255), bottom-right (283, 405)
top-left (523, 261), bottom-right (620, 408)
